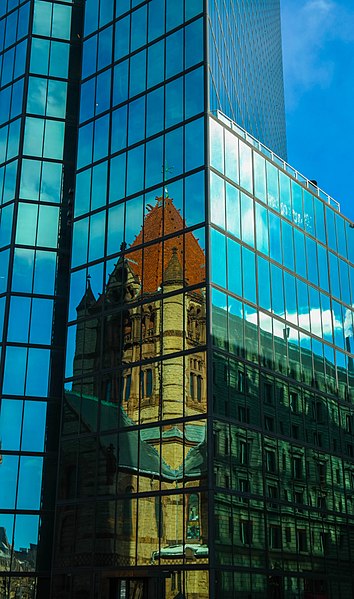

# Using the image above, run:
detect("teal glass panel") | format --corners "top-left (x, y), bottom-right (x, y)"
top-left (211, 228), bottom-right (226, 288)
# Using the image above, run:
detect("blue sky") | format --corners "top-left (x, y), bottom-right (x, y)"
top-left (281, 0), bottom-right (354, 222)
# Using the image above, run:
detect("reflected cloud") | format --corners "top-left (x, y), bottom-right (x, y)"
top-left (282, 0), bottom-right (354, 107)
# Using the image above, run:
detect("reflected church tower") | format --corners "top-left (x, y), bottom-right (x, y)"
top-left (57, 194), bottom-right (209, 597)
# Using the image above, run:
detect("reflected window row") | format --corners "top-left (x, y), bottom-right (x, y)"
top-left (209, 117), bottom-right (354, 264)
top-left (0, 0), bottom-right (29, 53)
top-left (214, 493), bottom-right (352, 567)
top-left (212, 290), bottom-right (354, 396)
top-left (213, 421), bottom-right (352, 513)
top-left (65, 281), bottom-right (207, 378)
top-left (211, 229), bottom-right (354, 352)
top-left (55, 490), bottom-right (207, 568)
top-left (80, 65), bottom-right (204, 139)
top-left (63, 352), bottom-right (207, 435)
top-left (213, 355), bottom-right (354, 451)
top-left (216, 570), bottom-right (349, 599)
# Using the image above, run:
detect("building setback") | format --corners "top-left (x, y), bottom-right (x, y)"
top-left (0, 1), bottom-right (353, 599)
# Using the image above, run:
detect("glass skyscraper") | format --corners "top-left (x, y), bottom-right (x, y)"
top-left (1, 1), bottom-right (353, 599)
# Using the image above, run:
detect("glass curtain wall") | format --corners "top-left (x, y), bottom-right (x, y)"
top-left (209, 114), bottom-right (354, 598)
top-left (0, 0), bottom-right (79, 598)
top-left (208, 0), bottom-right (287, 159)
top-left (53, 1), bottom-right (208, 597)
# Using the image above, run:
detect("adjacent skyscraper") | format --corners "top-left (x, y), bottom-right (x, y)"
top-left (1, 1), bottom-right (353, 599)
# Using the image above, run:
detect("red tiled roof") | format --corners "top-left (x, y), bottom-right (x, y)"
top-left (127, 197), bottom-right (205, 293)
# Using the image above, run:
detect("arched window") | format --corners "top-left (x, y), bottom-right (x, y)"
top-left (186, 494), bottom-right (200, 540)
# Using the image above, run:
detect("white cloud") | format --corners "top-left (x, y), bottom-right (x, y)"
top-left (281, 0), bottom-right (354, 108)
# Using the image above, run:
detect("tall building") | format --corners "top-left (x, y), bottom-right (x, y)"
top-left (1, 1), bottom-right (353, 599)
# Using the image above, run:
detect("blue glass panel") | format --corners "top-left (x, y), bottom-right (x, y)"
top-left (8, 296), bottom-right (31, 343)
top-left (185, 18), bottom-right (203, 68)
top-left (165, 77), bottom-right (183, 128)
top-left (127, 145), bottom-right (145, 196)
top-left (0, 454), bottom-right (19, 509)
top-left (128, 96), bottom-right (145, 145)
top-left (242, 247), bottom-right (256, 304)
top-left (185, 118), bottom-right (204, 172)
top-left (113, 59), bottom-right (129, 105)
top-left (110, 153), bottom-right (126, 203)
top-left (227, 238), bottom-right (241, 297)
top-left (148, 0), bottom-right (165, 41)
top-left (12, 248), bottom-right (34, 292)
top-left (147, 40), bottom-right (164, 90)
top-left (145, 137), bottom-right (163, 189)
top-left (3, 346), bottom-right (27, 395)
top-left (30, 299), bottom-right (53, 345)
top-left (112, 105), bottom-right (127, 154)
top-left (17, 456), bottom-right (43, 510)
top-left (91, 161), bottom-right (108, 211)
top-left (211, 228), bottom-right (226, 288)
top-left (129, 50), bottom-right (146, 97)
top-left (146, 87), bottom-right (164, 137)
top-left (131, 5), bottom-right (147, 51)
top-left (26, 348), bottom-right (50, 396)
top-left (0, 399), bottom-right (23, 451)
top-left (165, 127), bottom-right (183, 179)
top-left (166, 29), bottom-right (183, 79)
top-left (34, 250), bottom-right (57, 295)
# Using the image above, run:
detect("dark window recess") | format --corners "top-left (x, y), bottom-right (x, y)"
top-left (238, 405), bottom-right (250, 423)
top-left (292, 456), bottom-right (303, 480)
top-left (240, 441), bottom-right (250, 465)
top-left (265, 450), bottom-right (276, 473)
top-left (290, 391), bottom-right (298, 413)
top-left (269, 525), bottom-right (281, 549)
top-left (264, 382), bottom-right (273, 404)
top-left (297, 529), bottom-right (307, 552)
top-left (240, 520), bottom-right (253, 545)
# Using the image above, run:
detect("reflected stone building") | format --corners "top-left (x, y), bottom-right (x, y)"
top-left (1, 1), bottom-right (353, 599)
top-left (55, 196), bottom-right (209, 598)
